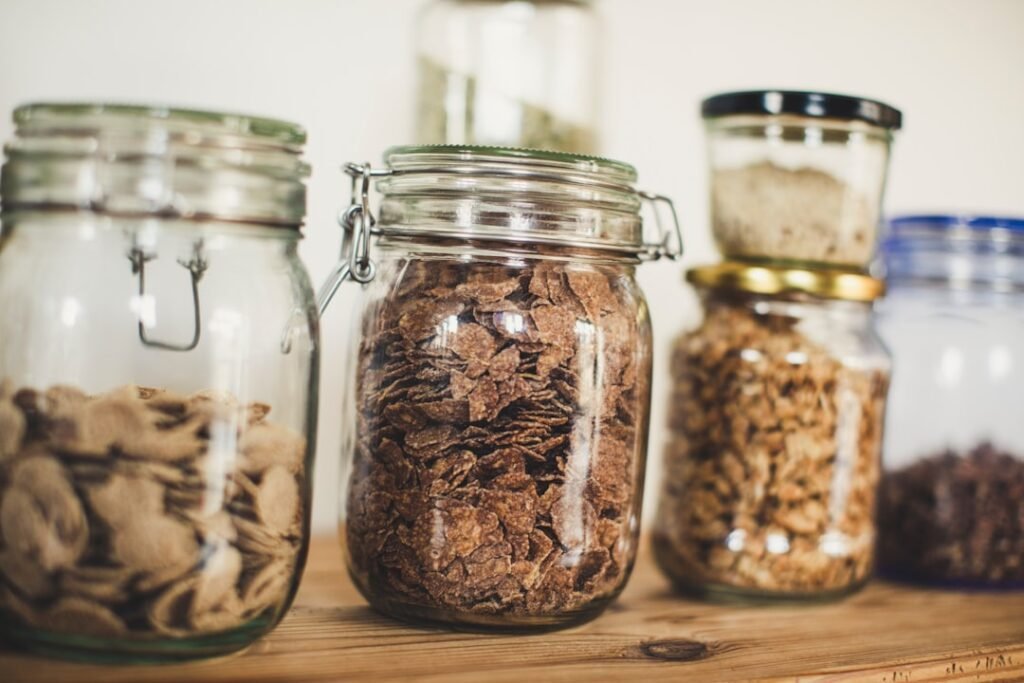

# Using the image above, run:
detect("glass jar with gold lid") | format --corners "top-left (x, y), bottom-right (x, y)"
top-left (653, 262), bottom-right (890, 601)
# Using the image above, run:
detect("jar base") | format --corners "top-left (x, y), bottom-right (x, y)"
top-left (349, 566), bottom-right (618, 633)
top-left (0, 617), bottom-right (273, 665)
top-left (360, 591), bottom-right (612, 633)
top-left (877, 567), bottom-right (1024, 592)
top-left (668, 577), bottom-right (869, 605)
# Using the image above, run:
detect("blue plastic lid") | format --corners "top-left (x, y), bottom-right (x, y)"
top-left (888, 214), bottom-right (1024, 235)
top-left (881, 214), bottom-right (1024, 285)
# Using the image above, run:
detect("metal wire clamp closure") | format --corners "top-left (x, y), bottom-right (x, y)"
top-left (128, 240), bottom-right (208, 352)
top-left (314, 162), bottom-right (381, 318)
top-left (313, 160), bottom-right (684, 319)
top-left (639, 191), bottom-right (684, 262)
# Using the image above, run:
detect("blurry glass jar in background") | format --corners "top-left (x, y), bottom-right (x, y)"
top-left (0, 104), bottom-right (318, 661)
top-left (654, 263), bottom-right (890, 601)
top-left (702, 90), bottom-right (902, 269)
top-left (415, 0), bottom-right (601, 154)
top-left (334, 146), bottom-right (681, 629)
top-left (876, 215), bottom-right (1024, 587)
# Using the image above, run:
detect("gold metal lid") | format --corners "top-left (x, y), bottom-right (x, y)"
top-left (686, 262), bottom-right (885, 302)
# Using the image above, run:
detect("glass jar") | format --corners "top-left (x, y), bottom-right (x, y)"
top-left (327, 145), bottom-right (680, 630)
top-left (0, 104), bottom-right (317, 661)
top-left (703, 90), bottom-right (902, 269)
top-left (415, 0), bottom-right (601, 153)
top-left (876, 215), bottom-right (1024, 587)
top-left (653, 263), bottom-right (891, 601)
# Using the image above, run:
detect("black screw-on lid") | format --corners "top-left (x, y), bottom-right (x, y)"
top-left (701, 90), bottom-right (903, 130)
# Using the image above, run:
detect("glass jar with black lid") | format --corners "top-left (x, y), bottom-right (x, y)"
top-left (324, 145), bottom-right (681, 630)
top-left (702, 90), bottom-right (902, 269)
top-left (0, 103), bottom-right (318, 661)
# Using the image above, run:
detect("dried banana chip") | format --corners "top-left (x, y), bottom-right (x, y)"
top-left (0, 489), bottom-right (48, 555)
top-left (136, 386), bottom-right (189, 416)
top-left (0, 394), bottom-right (25, 460)
top-left (239, 423), bottom-right (306, 475)
top-left (255, 466), bottom-right (300, 536)
top-left (59, 564), bottom-right (131, 604)
top-left (119, 423), bottom-right (204, 462)
top-left (0, 548), bottom-right (54, 599)
top-left (4, 457), bottom-right (88, 571)
top-left (192, 543), bottom-right (242, 616)
top-left (43, 384), bottom-right (89, 415)
top-left (231, 516), bottom-right (292, 558)
top-left (113, 516), bottom-right (198, 574)
top-left (44, 597), bottom-right (125, 637)
top-left (87, 472), bottom-right (166, 528)
top-left (240, 559), bottom-right (290, 617)
top-left (134, 555), bottom-right (197, 594)
top-left (50, 391), bottom-right (157, 456)
top-left (192, 605), bottom-right (244, 633)
top-left (188, 510), bottom-right (238, 544)
top-left (247, 402), bottom-right (271, 424)
top-left (0, 580), bottom-right (41, 625)
top-left (148, 575), bottom-right (197, 637)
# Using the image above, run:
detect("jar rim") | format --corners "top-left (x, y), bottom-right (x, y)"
top-left (886, 214), bottom-right (1024, 236)
top-left (13, 102), bottom-right (307, 147)
top-left (701, 90), bottom-right (902, 130)
top-left (367, 145), bottom-right (682, 260)
top-left (3, 102), bottom-right (309, 229)
top-left (687, 262), bottom-right (885, 302)
top-left (384, 144), bottom-right (638, 186)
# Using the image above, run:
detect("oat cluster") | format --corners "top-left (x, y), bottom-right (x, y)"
top-left (711, 161), bottom-right (877, 266)
top-left (346, 259), bottom-right (649, 621)
top-left (878, 443), bottom-right (1024, 584)
top-left (654, 302), bottom-right (888, 595)
top-left (0, 381), bottom-right (306, 638)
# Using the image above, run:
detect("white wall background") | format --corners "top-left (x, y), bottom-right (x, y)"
top-left (1, 0), bottom-right (1022, 532)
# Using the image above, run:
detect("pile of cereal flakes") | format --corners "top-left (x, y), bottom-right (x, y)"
top-left (346, 259), bottom-right (650, 621)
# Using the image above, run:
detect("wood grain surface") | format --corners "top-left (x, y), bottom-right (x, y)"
top-left (3, 536), bottom-right (1024, 682)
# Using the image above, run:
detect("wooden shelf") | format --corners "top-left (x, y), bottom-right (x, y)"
top-left (4, 536), bottom-right (1024, 682)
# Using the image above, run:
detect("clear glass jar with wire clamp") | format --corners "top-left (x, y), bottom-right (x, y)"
top-left (321, 145), bottom-right (682, 630)
top-left (0, 103), bottom-right (318, 662)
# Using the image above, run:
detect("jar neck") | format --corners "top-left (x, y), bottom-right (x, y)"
top-left (702, 288), bottom-right (875, 325)
top-left (2, 104), bottom-right (310, 229)
top-left (377, 194), bottom-right (642, 262)
top-left (1, 210), bottom-right (301, 248)
top-left (370, 146), bottom-right (655, 260)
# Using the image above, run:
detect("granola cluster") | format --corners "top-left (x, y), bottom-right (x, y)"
top-left (0, 381), bottom-right (307, 638)
top-left (878, 443), bottom-right (1024, 585)
top-left (345, 259), bottom-right (649, 622)
top-left (653, 301), bottom-right (888, 595)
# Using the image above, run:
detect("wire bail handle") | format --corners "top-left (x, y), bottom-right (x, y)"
top-left (128, 239), bottom-right (208, 352)
top-left (638, 191), bottom-right (684, 261)
top-left (315, 162), bottom-right (385, 317)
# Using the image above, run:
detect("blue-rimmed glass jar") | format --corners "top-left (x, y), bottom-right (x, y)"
top-left (0, 103), bottom-right (318, 661)
top-left (876, 214), bottom-right (1024, 587)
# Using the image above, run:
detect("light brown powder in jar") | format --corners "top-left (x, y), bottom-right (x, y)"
top-left (711, 161), bottom-right (877, 266)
